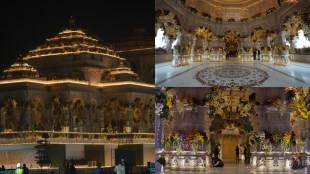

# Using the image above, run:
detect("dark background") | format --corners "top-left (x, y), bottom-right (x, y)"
top-left (0, 0), bottom-right (154, 71)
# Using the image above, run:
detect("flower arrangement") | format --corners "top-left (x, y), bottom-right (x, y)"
top-left (251, 27), bottom-right (267, 43)
top-left (250, 130), bottom-right (297, 152)
top-left (155, 88), bottom-right (170, 120)
top-left (195, 46), bottom-right (203, 55)
top-left (263, 97), bottom-right (282, 105)
top-left (173, 44), bottom-right (191, 55)
top-left (296, 137), bottom-right (305, 144)
top-left (162, 129), bottom-right (208, 155)
top-left (289, 87), bottom-right (309, 119)
top-left (283, 131), bottom-right (295, 145)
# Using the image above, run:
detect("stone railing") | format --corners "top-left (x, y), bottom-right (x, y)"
top-left (0, 131), bottom-right (154, 145)
top-left (160, 151), bottom-right (209, 171)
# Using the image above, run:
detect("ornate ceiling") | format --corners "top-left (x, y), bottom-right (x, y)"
top-left (186, 0), bottom-right (279, 21)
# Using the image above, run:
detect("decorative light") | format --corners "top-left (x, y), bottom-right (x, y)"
top-left (0, 78), bottom-right (154, 88)
top-left (23, 28), bottom-right (120, 60)
top-left (285, 0), bottom-right (298, 3)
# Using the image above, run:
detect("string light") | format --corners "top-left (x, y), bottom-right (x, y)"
top-left (23, 29), bottom-right (122, 60)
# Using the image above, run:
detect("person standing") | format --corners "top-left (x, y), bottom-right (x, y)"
top-left (0, 165), bottom-right (5, 171)
top-left (114, 161), bottom-right (125, 174)
top-left (235, 146), bottom-right (239, 162)
top-left (214, 145), bottom-right (219, 159)
top-left (22, 164), bottom-right (29, 174)
top-left (95, 163), bottom-right (104, 174)
top-left (253, 49), bottom-right (256, 60)
top-left (15, 163), bottom-right (23, 174)
top-left (243, 146), bottom-right (247, 164)
top-left (69, 162), bottom-right (76, 174)
top-left (258, 49), bottom-right (261, 60)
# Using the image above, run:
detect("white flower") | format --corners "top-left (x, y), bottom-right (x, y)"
top-left (155, 103), bottom-right (164, 115)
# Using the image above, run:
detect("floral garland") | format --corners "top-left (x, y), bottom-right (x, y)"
top-left (282, 10), bottom-right (309, 38)
top-left (251, 27), bottom-right (268, 43)
top-left (207, 87), bottom-right (255, 134)
top-left (194, 26), bottom-right (215, 42)
top-left (155, 9), bottom-right (181, 40)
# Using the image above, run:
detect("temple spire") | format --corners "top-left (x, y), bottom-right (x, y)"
top-left (68, 16), bottom-right (76, 28)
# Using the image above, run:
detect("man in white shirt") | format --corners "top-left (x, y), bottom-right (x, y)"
top-left (114, 159), bottom-right (125, 174)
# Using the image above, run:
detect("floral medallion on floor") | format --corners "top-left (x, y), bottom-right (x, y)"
top-left (195, 65), bottom-right (269, 86)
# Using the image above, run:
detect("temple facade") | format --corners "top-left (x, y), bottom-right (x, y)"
top-left (0, 20), bottom-right (155, 168)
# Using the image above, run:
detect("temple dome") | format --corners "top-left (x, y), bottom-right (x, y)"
top-left (103, 61), bottom-right (139, 82)
top-left (2, 59), bottom-right (40, 80)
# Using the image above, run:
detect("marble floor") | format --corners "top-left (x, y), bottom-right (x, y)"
top-left (161, 160), bottom-right (308, 174)
top-left (155, 59), bottom-right (310, 87)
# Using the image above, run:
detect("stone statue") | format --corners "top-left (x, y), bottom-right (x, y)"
top-left (171, 30), bottom-right (182, 66)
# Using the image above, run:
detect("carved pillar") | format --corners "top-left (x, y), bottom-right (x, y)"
top-left (281, 31), bottom-right (287, 46)
top-left (202, 40), bottom-right (208, 61)
top-left (163, 36), bottom-right (172, 54)
top-left (290, 36), bottom-right (298, 54)
top-left (171, 31), bottom-right (182, 67)
top-left (190, 36), bottom-right (197, 62)
top-left (155, 114), bottom-right (163, 173)
top-left (25, 102), bottom-right (31, 129)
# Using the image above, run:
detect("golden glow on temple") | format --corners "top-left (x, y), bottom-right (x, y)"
top-left (23, 28), bottom-right (124, 60)
top-left (0, 78), bottom-right (154, 88)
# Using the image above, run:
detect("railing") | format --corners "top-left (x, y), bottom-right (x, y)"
top-left (0, 131), bottom-right (154, 145)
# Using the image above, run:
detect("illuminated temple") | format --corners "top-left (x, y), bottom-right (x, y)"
top-left (0, 19), bottom-right (155, 168)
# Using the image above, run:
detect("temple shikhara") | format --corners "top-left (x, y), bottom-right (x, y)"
top-left (0, 18), bottom-right (155, 169)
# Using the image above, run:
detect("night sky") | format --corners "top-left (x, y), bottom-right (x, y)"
top-left (0, 0), bottom-right (154, 71)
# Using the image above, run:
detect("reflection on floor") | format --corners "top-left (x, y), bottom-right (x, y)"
top-left (162, 160), bottom-right (308, 174)
top-left (155, 59), bottom-right (310, 87)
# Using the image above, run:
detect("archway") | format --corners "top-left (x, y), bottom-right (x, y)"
top-left (224, 30), bottom-right (240, 58)
top-left (207, 87), bottom-right (255, 162)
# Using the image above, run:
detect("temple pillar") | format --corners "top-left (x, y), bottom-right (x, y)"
top-left (190, 36), bottom-right (197, 62)
top-left (155, 114), bottom-right (163, 173)
top-left (202, 40), bottom-right (208, 61)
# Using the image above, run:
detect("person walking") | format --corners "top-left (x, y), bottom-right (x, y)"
top-left (235, 146), bottom-right (240, 162)
top-left (95, 163), bottom-right (104, 174)
top-left (15, 163), bottom-right (23, 174)
top-left (0, 165), bottom-right (5, 171)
